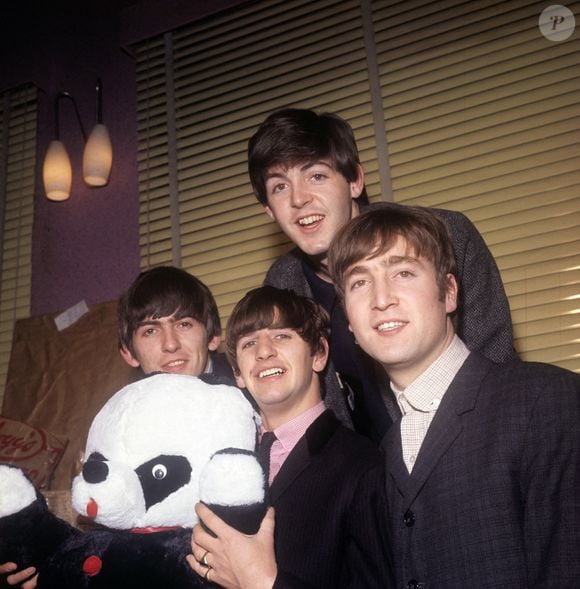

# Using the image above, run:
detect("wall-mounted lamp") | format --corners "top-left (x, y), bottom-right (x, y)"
top-left (43, 79), bottom-right (112, 201)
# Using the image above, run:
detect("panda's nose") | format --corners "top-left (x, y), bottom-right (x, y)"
top-left (83, 459), bottom-right (109, 484)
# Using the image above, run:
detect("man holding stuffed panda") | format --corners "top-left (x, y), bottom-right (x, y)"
top-left (188, 286), bottom-right (393, 588)
top-left (0, 266), bottom-right (233, 588)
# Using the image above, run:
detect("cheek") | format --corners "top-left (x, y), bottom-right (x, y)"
top-left (264, 202), bottom-right (286, 223)
top-left (343, 297), bottom-right (361, 326)
top-left (133, 340), bottom-right (153, 359)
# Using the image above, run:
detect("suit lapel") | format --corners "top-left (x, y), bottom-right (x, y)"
top-left (384, 422), bottom-right (409, 492)
top-left (269, 410), bottom-right (339, 503)
top-left (387, 354), bottom-right (492, 504)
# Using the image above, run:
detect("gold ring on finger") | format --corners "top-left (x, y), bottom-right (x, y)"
top-left (200, 550), bottom-right (210, 567)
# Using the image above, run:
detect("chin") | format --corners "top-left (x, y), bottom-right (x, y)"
top-left (299, 242), bottom-right (330, 259)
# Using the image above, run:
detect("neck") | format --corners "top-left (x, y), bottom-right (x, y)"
top-left (260, 394), bottom-right (322, 431)
top-left (310, 198), bottom-right (361, 283)
top-left (388, 326), bottom-right (456, 390)
top-left (312, 256), bottom-right (333, 283)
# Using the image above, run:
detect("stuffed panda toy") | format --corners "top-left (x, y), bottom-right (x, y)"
top-left (0, 373), bottom-right (267, 588)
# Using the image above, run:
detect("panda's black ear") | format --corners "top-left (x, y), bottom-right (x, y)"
top-left (197, 374), bottom-right (260, 413)
top-left (197, 373), bottom-right (235, 387)
top-left (138, 370), bottom-right (164, 380)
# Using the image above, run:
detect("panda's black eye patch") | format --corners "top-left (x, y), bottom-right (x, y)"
top-left (135, 455), bottom-right (191, 510)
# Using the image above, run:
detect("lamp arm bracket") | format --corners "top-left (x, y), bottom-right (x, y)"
top-left (55, 92), bottom-right (87, 142)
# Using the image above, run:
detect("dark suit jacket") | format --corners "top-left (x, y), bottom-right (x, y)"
top-left (209, 350), bottom-right (234, 380)
top-left (271, 410), bottom-right (393, 588)
top-left (264, 201), bottom-right (516, 441)
top-left (385, 354), bottom-right (580, 588)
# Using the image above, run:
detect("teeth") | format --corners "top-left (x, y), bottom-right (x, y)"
top-left (298, 215), bottom-right (324, 226)
top-left (377, 321), bottom-right (404, 332)
top-left (259, 368), bottom-right (285, 378)
top-left (167, 360), bottom-right (185, 367)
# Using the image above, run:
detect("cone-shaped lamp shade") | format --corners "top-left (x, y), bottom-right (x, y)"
top-left (43, 140), bottom-right (72, 201)
top-left (83, 123), bottom-right (112, 186)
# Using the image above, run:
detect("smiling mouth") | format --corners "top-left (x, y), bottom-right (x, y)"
top-left (297, 214), bottom-right (324, 227)
top-left (258, 368), bottom-right (286, 378)
top-left (164, 359), bottom-right (186, 369)
top-left (377, 321), bottom-right (405, 332)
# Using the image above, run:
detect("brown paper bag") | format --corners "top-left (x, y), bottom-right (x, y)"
top-left (2, 300), bottom-right (139, 490)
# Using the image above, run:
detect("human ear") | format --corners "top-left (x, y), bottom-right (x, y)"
top-left (263, 204), bottom-right (275, 221)
top-left (234, 371), bottom-right (247, 389)
top-left (313, 338), bottom-right (330, 373)
top-left (350, 164), bottom-right (365, 200)
top-left (119, 346), bottom-right (141, 368)
top-left (207, 334), bottom-right (221, 352)
top-left (445, 274), bottom-right (459, 314)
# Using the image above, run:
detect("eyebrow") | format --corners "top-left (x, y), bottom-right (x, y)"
top-left (299, 160), bottom-right (332, 172)
top-left (135, 316), bottom-right (181, 328)
top-left (264, 160), bottom-right (333, 181)
top-left (136, 319), bottom-right (162, 328)
top-left (383, 255), bottom-right (421, 266)
top-left (345, 255), bottom-right (421, 277)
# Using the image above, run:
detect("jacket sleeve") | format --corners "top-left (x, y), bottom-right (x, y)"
top-left (273, 572), bottom-right (318, 589)
top-left (522, 368), bottom-right (580, 585)
top-left (445, 210), bottom-right (516, 363)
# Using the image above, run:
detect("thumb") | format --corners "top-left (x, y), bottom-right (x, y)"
top-left (259, 507), bottom-right (276, 535)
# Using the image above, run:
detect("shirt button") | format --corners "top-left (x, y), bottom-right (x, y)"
top-left (403, 509), bottom-right (415, 527)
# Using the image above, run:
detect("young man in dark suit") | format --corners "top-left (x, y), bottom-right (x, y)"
top-left (248, 107), bottom-right (516, 444)
top-left (328, 205), bottom-right (580, 587)
top-left (187, 286), bottom-right (392, 588)
top-left (0, 267), bottom-right (233, 588)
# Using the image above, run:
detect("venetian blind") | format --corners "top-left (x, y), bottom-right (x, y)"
top-left (134, 0), bottom-right (380, 325)
top-left (372, 0), bottom-right (580, 371)
top-left (0, 84), bottom-right (36, 405)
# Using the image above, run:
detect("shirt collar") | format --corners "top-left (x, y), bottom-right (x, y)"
top-left (263, 401), bottom-right (325, 452)
top-left (394, 335), bottom-right (470, 414)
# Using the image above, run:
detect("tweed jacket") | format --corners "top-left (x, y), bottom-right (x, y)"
top-left (271, 410), bottom-right (393, 589)
top-left (264, 201), bottom-right (516, 437)
top-left (385, 353), bottom-right (580, 588)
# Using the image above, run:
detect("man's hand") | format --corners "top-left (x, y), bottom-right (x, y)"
top-left (187, 503), bottom-right (277, 589)
top-left (0, 563), bottom-right (38, 588)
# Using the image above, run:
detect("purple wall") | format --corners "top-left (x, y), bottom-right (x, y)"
top-left (1, 3), bottom-right (140, 316)
top-left (0, 0), bottom-right (246, 317)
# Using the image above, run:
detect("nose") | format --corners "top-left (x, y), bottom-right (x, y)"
top-left (372, 280), bottom-right (398, 310)
top-left (83, 459), bottom-right (109, 484)
top-left (255, 335), bottom-right (276, 361)
top-left (161, 327), bottom-right (180, 353)
top-left (290, 183), bottom-right (311, 208)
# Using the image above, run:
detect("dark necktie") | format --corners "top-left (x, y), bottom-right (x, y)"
top-left (257, 431), bottom-right (277, 483)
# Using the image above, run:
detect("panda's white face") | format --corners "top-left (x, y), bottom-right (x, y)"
top-left (72, 374), bottom-right (260, 529)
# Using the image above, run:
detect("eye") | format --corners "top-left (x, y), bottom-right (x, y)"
top-left (152, 464), bottom-right (167, 480)
top-left (270, 182), bottom-right (287, 195)
top-left (274, 332), bottom-right (291, 340)
top-left (311, 173), bottom-right (327, 182)
top-left (241, 339), bottom-right (256, 350)
top-left (349, 278), bottom-right (368, 291)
